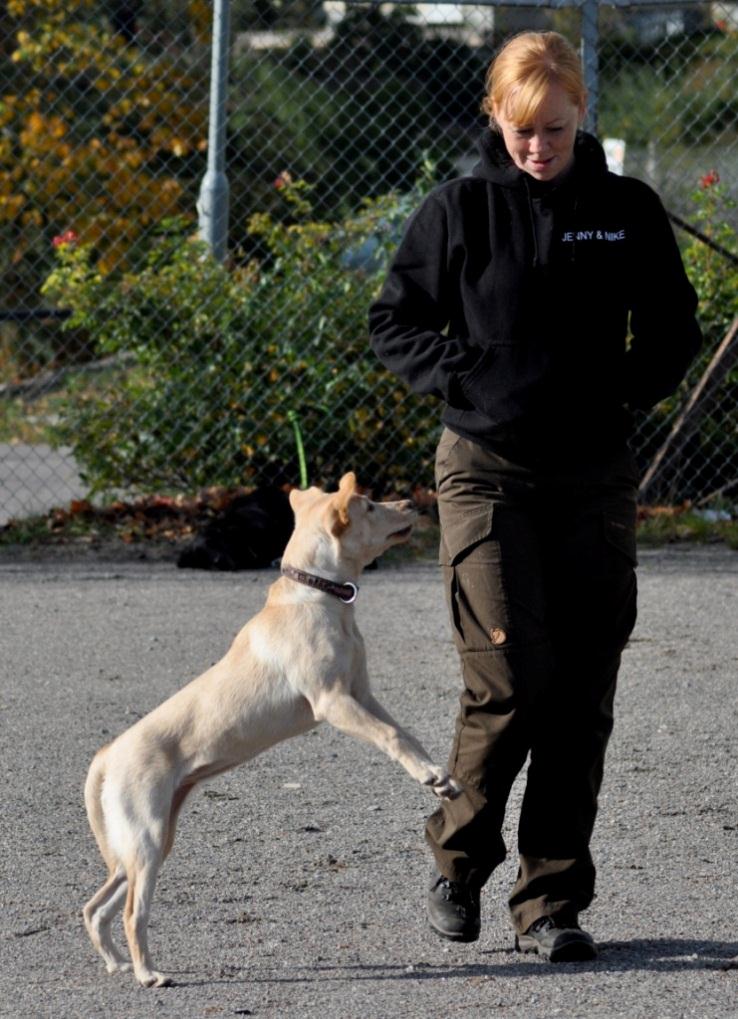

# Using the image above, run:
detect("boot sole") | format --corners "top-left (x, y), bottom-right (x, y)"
top-left (428, 914), bottom-right (480, 943)
top-left (515, 932), bottom-right (597, 962)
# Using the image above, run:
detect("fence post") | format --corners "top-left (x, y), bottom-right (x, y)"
top-left (198, 0), bottom-right (231, 262)
top-left (581, 0), bottom-right (599, 135)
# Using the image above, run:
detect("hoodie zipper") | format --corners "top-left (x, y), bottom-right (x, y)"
top-left (524, 178), bottom-right (540, 269)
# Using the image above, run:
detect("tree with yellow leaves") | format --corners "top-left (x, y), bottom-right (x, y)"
top-left (0, 0), bottom-right (208, 357)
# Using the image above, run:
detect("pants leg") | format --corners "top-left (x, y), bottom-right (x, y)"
top-left (426, 431), bottom-right (553, 888)
top-left (426, 430), bottom-right (639, 931)
top-left (509, 485), bottom-right (638, 932)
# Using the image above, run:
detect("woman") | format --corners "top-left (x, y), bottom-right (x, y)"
top-left (369, 31), bottom-right (701, 962)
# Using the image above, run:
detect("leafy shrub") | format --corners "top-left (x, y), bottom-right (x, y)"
top-left (681, 171), bottom-right (738, 346)
top-left (41, 174), bottom-right (439, 496)
top-left (41, 160), bottom-right (738, 505)
top-left (678, 172), bottom-right (738, 497)
top-left (635, 170), bottom-right (738, 500)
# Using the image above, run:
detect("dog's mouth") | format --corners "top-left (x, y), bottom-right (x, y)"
top-left (388, 525), bottom-right (413, 542)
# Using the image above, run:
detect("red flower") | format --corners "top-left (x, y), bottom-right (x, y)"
top-left (53, 229), bottom-right (79, 248)
top-left (699, 170), bottom-right (720, 189)
top-left (273, 170), bottom-right (292, 190)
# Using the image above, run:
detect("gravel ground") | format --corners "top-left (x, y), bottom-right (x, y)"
top-left (1, 547), bottom-right (736, 1019)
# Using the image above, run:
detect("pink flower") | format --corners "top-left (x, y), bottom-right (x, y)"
top-left (53, 229), bottom-right (79, 248)
top-left (699, 170), bottom-right (720, 189)
top-left (273, 171), bottom-right (292, 190)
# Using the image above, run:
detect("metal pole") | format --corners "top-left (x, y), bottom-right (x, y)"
top-left (198, 0), bottom-right (231, 262)
top-left (581, 0), bottom-right (599, 136)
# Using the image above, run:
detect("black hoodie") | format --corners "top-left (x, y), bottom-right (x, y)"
top-left (369, 130), bottom-right (702, 459)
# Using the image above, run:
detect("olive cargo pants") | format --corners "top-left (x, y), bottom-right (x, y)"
top-left (426, 428), bottom-right (639, 934)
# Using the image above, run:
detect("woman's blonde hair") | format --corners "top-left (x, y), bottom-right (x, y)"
top-left (482, 31), bottom-right (586, 128)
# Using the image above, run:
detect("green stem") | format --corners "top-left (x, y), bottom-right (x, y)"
top-left (287, 409), bottom-right (308, 489)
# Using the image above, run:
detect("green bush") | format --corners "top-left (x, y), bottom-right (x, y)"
top-left (41, 162), bottom-right (738, 505)
top-left (681, 172), bottom-right (738, 347)
top-left (679, 172), bottom-right (738, 495)
top-left (41, 175), bottom-right (440, 496)
top-left (636, 170), bottom-right (738, 500)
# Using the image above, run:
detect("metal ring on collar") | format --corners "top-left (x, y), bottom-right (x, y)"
top-left (338, 582), bottom-right (359, 604)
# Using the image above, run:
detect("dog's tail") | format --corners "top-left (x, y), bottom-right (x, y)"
top-left (84, 745), bottom-right (117, 873)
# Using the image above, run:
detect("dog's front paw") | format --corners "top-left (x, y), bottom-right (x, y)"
top-left (424, 769), bottom-right (463, 800)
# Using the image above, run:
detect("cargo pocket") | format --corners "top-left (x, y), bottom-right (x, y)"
top-left (574, 509), bottom-right (637, 652)
top-left (438, 505), bottom-right (509, 654)
top-left (606, 509), bottom-right (638, 648)
top-left (603, 512), bottom-right (638, 569)
top-left (438, 504), bottom-right (495, 567)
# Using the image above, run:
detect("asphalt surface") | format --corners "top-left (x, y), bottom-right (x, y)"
top-left (1, 547), bottom-right (736, 1018)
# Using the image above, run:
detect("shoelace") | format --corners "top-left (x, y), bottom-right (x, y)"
top-left (529, 916), bottom-right (556, 934)
top-left (529, 915), bottom-right (581, 934)
top-left (438, 877), bottom-right (477, 907)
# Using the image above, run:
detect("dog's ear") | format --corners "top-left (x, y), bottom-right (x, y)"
top-left (338, 472), bottom-right (357, 498)
top-left (330, 472), bottom-right (358, 536)
top-left (289, 485), bottom-right (322, 513)
top-left (289, 488), bottom-right (305, 512)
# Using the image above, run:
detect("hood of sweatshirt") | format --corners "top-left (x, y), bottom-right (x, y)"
top-left (470, 129), bottom-right (609, 269)
top-left (472, 128), bottom-right (609, 190)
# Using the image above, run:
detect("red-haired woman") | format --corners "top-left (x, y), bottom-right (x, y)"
top-left (370, 31), bottom-right (701, 962)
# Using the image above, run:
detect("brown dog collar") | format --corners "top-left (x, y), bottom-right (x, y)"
top-left (280, 564), bottom-right (359, 604)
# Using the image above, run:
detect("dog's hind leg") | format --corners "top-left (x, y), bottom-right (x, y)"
top-left (162, 782), bottom-right (195, 860)
top-left (123, 850), bottom-right (171, 988)
top-left (83, 867), bottom-right (131, 974)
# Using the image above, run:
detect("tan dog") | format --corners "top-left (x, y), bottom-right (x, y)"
top-left (83, 472), bottom-right (461, 987)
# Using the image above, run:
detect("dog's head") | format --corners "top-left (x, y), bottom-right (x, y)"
top-left (287, 472), bottom-right (416, 569)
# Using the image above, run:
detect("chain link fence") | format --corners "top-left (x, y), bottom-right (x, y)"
top-left (1, 0), bottom-right (736, 524)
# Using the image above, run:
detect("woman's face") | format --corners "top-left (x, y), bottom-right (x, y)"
top-left (494, 82), bottom-right (584, 182)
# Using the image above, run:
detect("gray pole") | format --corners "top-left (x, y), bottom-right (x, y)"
top-left (198, 0), bottom-right (231, 262)
top-left (581, 0), bottom-right (599, 136)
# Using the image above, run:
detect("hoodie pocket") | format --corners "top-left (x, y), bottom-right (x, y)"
top-left (458, 343), bottom-right (537, 422)
top-left (460, 347), bottom-right (496, 388)
top-left (458, 349), bottom-right (498, 412)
